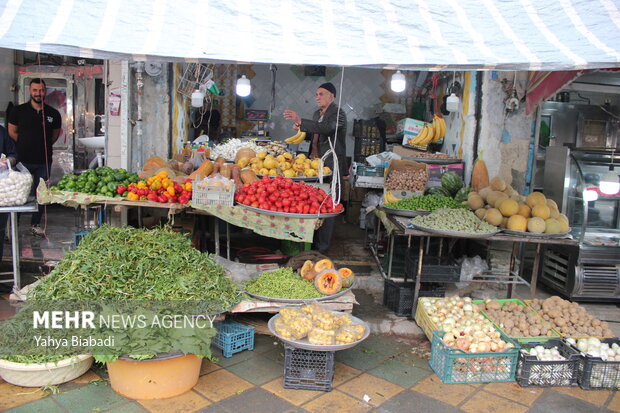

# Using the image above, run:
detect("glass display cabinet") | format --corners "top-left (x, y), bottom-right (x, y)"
top-left (540, 146), bottom-right (619, 301)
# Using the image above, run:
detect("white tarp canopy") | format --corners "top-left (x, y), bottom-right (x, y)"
top-left (1, 0), bottom-right (619, 71)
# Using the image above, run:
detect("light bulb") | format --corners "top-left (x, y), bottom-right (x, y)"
top-left (446, 93), bottom-right (460, 112)
top-left (191, 89), bottom-right (204, 108)
top-left (600, 168), bottom-right (619, 195)
top-left (583, 189), bottom-right (599, 202)
top-left (236, 75), bottom-right (251, 97)
top-left (390, 70), bottom-right (406, 93)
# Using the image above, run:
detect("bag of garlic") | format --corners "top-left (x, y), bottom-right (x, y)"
top-left (0, 159), bottom-right (33, 206)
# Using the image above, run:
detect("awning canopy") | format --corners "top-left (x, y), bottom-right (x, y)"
top-left (1, 0), bottom-right (620, 71)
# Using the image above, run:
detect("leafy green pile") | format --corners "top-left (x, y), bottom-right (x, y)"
top-left (1, 354), bottom-right (69, 364)
top-left (31, 225), bottom-right (241, 306)
top-left (386, 195), bottom-right (467, 211)
top-left (245, 267), bottom-right (323, 299)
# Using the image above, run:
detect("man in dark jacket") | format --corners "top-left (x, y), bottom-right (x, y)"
top-left (0, 123), bottom-right (17, 261)
top-left (284, 82), bottom-right (347, 254)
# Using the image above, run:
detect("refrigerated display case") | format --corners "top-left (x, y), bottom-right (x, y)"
top-left (540, 146), bottom-right (619, 301)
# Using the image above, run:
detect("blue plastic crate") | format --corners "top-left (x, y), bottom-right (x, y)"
top-left (430, 330), bottom-right (520, 384)
top-left (213, 320), bottom-right (254, 358)
top-left (73, 229), bottom-right (95, 248)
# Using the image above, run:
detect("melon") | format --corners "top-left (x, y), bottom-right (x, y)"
top-left (490, 177), bottom-right (507, 191)
top-left (489, 192), bottom-right (509, 208)
top-left (507, 215), bottom-right (527, 232)
top-left (544, 218), bottom-right (562, 234)
top-left (549, 206), bottom-right (560, 219)
top-left (546, 199), bottom-right (558, 210)
top-left (425, 186), bottom-right (452, 198)
top-left (478, 186), bottom-right (492, 201)
top-left (527, 217), bottom-right (546, 233)
top-left (526, 192), bottom-right (547, 208)
top-left (454, 187), bottom-right (474, 203)
top-left (441, 172), bottom-right (465, 196)
top-left (467, 194), bottom-right (485, 211)
top-left (558, 214), bottom-right (569, 225)
top-left (500, 217), bottom-right (509, 229)
top-left (517, 203), bottom-right (531, 218)
top-left (484, 208), bottom-right (503, 226)
top-left (559, 219), bottom-right (570, 233)
top-left (532, 204), bottom-right (551, 220)
top-left (498, 199), bottom-right (519, 217)
top-left (475, 208), bottom-right (487, 220)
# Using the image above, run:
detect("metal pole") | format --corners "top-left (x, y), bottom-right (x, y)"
top-left (10, 212), bottom-right (20, 291)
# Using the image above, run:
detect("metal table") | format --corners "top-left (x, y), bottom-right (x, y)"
top-left (375, 211), bottom-right (579, 317)
top-left (0, 202), bottom-right (39, 292)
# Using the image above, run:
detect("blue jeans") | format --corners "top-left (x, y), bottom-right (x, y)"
top-left (21, 163), bottom-right (51, 226)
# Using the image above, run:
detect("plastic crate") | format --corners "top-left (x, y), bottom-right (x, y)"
top-left (383, 279), bottom-right (445, 317)
top-left (192, 180), bottom-right (234, 207)
top-left (413, 298), bottom-right (441, 341)
top-left (405, 250), bottom-right (461, 283)
top-left (280, 240), bottom-right (312, 256)
top-left (577, 338), bottom-right (620, 390)
top-left (73, 229), bottom-right (95, 248)
top-left (516, 339), bottom-right (581, 387)
top-left (284, 346), bottom-right (335, 392)
top-left (430, 330), bottom-right (520, 384)
top-left (474, 299), bottom-right (561, 343)
top-left (213, 320), bottom-right (254, 358)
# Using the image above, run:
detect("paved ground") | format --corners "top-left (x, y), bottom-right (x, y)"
top-left (0, 205), bottom-right (619, 412)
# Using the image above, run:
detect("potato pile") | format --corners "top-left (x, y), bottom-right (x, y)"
top-left (479, 300), bottom-right (556, 338)
top-left (385, 168), bottom-right (428, 192)
top-left (528, 296), bottom-right (614, 337)
top-left (466, 176), bottom-right (569, 234)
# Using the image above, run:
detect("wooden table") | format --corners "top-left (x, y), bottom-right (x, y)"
top-left (377, 212), bottom-right (578, 317)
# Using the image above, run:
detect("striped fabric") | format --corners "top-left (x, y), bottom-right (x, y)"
top-left (0, 0), bottom-right (619, 70)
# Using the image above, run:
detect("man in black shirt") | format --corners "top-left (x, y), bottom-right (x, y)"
top-left (8, 78), bottom-right (62, 237)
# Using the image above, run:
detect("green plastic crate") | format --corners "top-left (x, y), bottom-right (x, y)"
top-left (430, 330), bottom-right (520, 384)
top-left (474, 299), bottom-right (561, 344)
top-left (281, 240), bottom-right (312, 256)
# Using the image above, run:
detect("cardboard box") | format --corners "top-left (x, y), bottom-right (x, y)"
top-left (384, 159), bottom-right (428, 193)
top-left (397, 118), bottom-right (427, 145)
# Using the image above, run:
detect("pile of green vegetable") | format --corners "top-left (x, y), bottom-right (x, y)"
top-left (245, 267), bottom-right (324, 299)
top-left (411, 208), bottom-right (499, 234)
top-left (51, 166), bottom-right (140, 197)
top-left (386, 194), bottom-right (468, 211)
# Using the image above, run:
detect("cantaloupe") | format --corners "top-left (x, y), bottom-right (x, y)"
top-left (498, 199), bottom-right (519, 217)
top-left (546, 199), bottom-right (558, 210)
top-left (559, 219), bottom-right (570, 233)
top-left (517, 203), bottom-right (531, 218)
top-left (527, 217), bottom-right (546, 233)
top-left (544, 218), bottom-right (562, 234)
top-left (490, 177), bottom-right (507, 191)
top-left (475, 208), bottom-right (487, 220)
top-left (526, 192), bottom-right (547, 208)
top-left (549, 206), bottom-right (560, 219)
top-left (484, 208), bottom-right (503, 226)
top-left (507, 215), bottom-right (527, 232)
top-left (478, 187), bottom-right (492, 201)
top-left (487, 191), bottom-right (507, 208)
top-left (467, 194), bottom-right (485, 210)
top-left (532, 204), bottom-right (551, 220)
top-left (500, 217), bottom-right (509, 229)
top-left (558, 213), bottom-right (569, 224)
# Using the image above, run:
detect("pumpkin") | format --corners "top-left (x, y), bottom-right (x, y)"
top-left (240, 168), bottom-right (259, 183)
top-left (472, 159), bottom-right (489, 192)
top-left (314, 269), bottom-right (343, 295)
top-left (299, 260), bottom-right (315, 281)
top-left (235, 148), bottom-right (256, 163)
top-left (338, 268), bottom-right (355, 288)
top-left (313, 259), bottom-right (334, 275)
top-left (188, 159), bottom-right (214, 180)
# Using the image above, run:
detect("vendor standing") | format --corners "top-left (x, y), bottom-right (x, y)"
top-left (284, 82), bottom-right (347, 254)
top-left (8, 78), bottom-right (62, 237)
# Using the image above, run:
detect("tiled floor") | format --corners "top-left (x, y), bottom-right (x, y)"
top-left (1, 333), bottom-right (618, 413)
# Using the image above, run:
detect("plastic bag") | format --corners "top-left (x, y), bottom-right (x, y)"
top-left (459, 255), bottom-right (489, 283)
top-left (365, 151), bottom-right (401, 167)
top-left (0, 159), bottom-right (33, 206)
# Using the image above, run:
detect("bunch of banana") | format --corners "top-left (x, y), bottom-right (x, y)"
top-left (407, 124), bottom-right (435, 147)
top-left (383, 190), bottom-right (399, 204)
top-left (431, 113), bottom-right (446, 142)
top-left (284, 130), bottom-right (307, 144)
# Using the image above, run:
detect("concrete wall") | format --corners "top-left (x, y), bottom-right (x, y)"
top-left (0, 48), bottom-right (14, 126)
top-left (105, 61), bottom-right (123, 169)
top-left (477, 71), bottom-right (534, 193)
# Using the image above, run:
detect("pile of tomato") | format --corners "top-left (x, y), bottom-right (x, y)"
top-left (235, 175), bottom-right (343, 214)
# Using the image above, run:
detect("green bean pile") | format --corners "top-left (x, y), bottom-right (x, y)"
top-left (411, 208), bottom-right (498, 233)
top-left (31, 225), bottom-right (242, 309)
top-left (245, 267), bottom-right (324, 299)
top-left (386, 195), bottom-right (467, 211)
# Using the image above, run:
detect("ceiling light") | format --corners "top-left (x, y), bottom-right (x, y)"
top-left (236, 75), bottom-right (251, 97)
top-left (446, 93), bottom-right (460, 112)
top-left (191, 89), bottom-right (204, 108)
top-left (390, 70), bottom-right (406, 93)
top-left (583, 188), bottom-right (599, 202)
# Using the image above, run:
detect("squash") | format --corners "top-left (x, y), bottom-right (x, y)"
top-left (314, 269), bottom-right (343, 295)
top-left (240, 168), bottom-right (259, 183)
top-left (299, 260), bottom-right (316, 281)
top-left (188, 159), bottom-right (214, 180)
top-left (144, 156), bottom-right (167, 170)
top-left (472, 159), bottom-right (489, 192)
top-left (235, 148), bottom-right (256, 163)
top-left (313, 259), bottom-right (334, 275)
top-left (338, 268), bottom-right (355, 288)
top-left (215, 157), bottom-right (227, 168)
top-left (490, 176), bottom-right (506, 191)
top-left (219, 164), bottom-right (232, 179)
top-left (208, 162), bottom-right (221, 178)
top-left (231, 165), bottom-right (243, 188)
